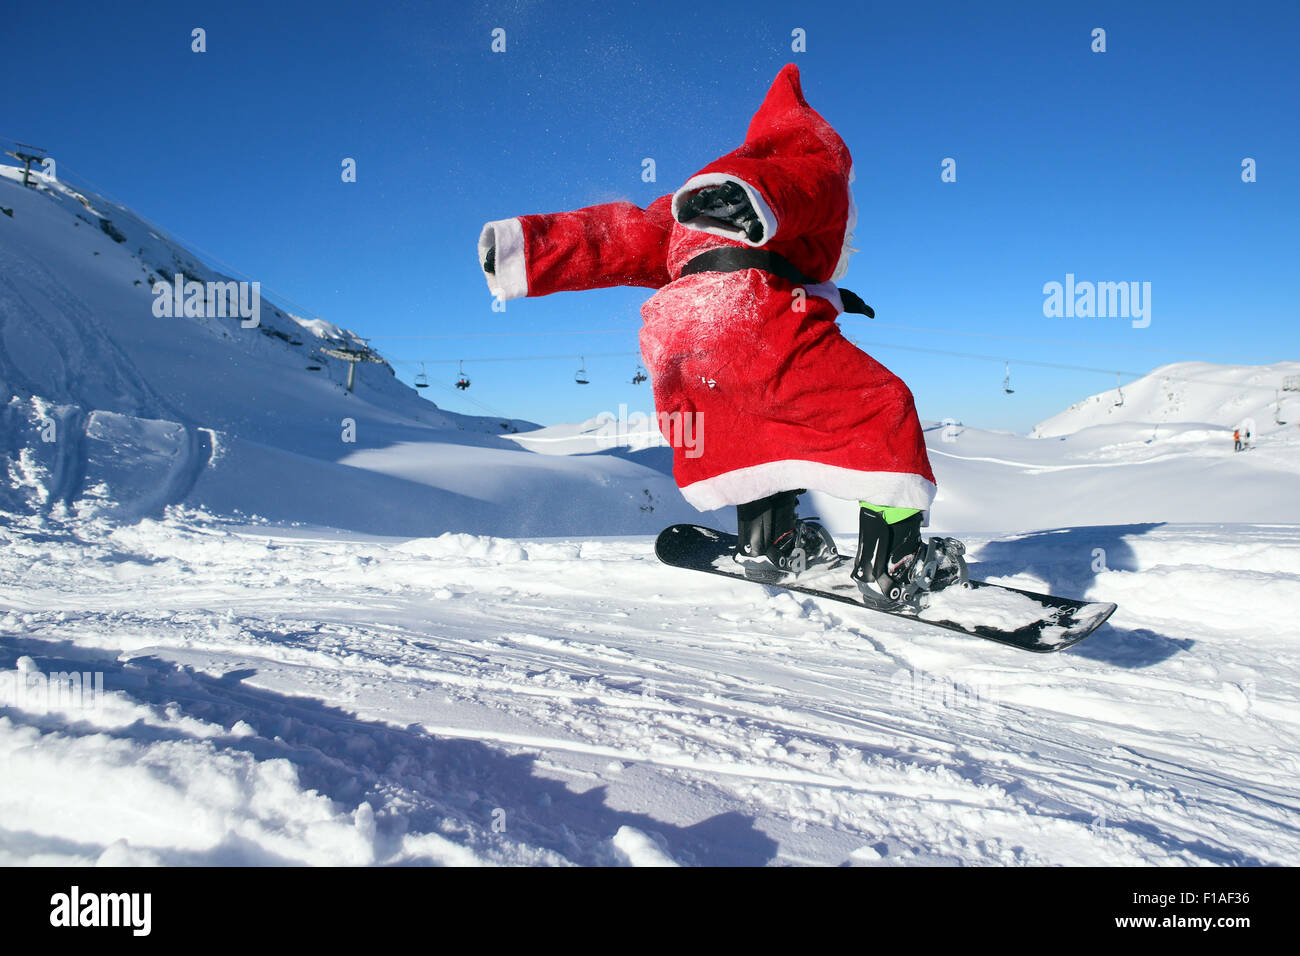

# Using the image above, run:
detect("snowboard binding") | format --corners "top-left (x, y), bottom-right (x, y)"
top-left (850, 507), bottom-right (968, 611)
top-left (734, 490), bottom-right (840, 581)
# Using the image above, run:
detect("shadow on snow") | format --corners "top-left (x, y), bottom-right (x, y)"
top-left (971, 523), bottom-right (1193, 668)
top-left (0, 635), bottom-right (778, 866)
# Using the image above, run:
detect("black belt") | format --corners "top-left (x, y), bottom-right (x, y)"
top-left (679, 247), bottom-right (874, 318)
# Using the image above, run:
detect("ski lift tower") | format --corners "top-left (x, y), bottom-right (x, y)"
top-left (4, 142), bottom-right (47, 187)
top-left (320, 341), bottom-right (384, 393)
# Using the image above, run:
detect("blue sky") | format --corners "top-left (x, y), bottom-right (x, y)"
top-left (6, 0), bottom-right (1298, 431)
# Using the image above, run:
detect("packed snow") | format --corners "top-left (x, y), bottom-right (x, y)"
top-left (2, 161), bottom-right (1299, 866)
top-left (3, 514), bottom-right (1298, 865)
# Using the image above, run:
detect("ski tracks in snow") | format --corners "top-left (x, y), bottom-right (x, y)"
top-left (1, 514), bottom-right (1297, 866)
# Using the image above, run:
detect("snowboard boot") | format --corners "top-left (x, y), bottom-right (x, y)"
top-left (850, 504), bottom-right (968, 609)
top-left (734, 490), bottom-right (840, 580)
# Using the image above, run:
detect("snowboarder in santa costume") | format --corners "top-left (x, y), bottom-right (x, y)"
top-left (478, 64), bottom-right (965, 608)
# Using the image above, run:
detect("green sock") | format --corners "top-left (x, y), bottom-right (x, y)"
top-left (860, 501), bottom-right (920, 525)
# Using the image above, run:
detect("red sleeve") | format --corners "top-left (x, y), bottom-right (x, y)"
top-left (479, 195), bottom-right (674, 300)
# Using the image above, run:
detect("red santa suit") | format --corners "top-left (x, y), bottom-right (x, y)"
top-left (479, 64), bottom-right (936, 514)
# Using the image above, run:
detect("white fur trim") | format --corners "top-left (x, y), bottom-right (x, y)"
top-left (831, 165), bottom-right (858, 282)
top-left (679, 459), bottom-right (936, 513)
top-left (672, 173), bottom-right (778, 247)
top-left (478, 218), bottom-right (528, 300)
top-left (801, 281), bottom-right (844, 313)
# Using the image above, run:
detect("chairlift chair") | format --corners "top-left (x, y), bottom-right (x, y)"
top-left (455, 360), bottom-right (470, 391)
top-left (575, 356), bottom-right (590, 385)
top-left (1114, 372), bottom-right (1125, 407)
top-left (632, 364), bottom-right (648, 385)
top-left (1002, 362), bottom-right (1015, 394)
top-left (415, 362), bottom-right (429, 389)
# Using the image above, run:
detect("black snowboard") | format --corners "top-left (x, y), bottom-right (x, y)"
top-left (655, 524), bottom-right (1117, 653)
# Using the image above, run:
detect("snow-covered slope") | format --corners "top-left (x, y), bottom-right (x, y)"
top-left (509, 403), bottom-right (1300, 534)
top-left (3, 513), bottom-right (1297, 865)
top-left (863, 362), bottom-right (1298, 533)
top-left (0, 165), bottom-right (717, 535)
top-left (910, 409), bottom-right (1300, 532)
top-left (1032, 361), bottom-right (1300, 438)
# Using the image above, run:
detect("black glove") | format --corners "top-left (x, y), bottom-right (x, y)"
top-left (678, 181), bottom-right (764, 243)
top-left (483, 245), bottom-right (496, 275)
top-left (840, 288), bottom-right (874, 318)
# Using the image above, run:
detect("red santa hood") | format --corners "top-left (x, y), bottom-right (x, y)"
top-left (741, 63), bottom-right (852, 174)
top-left (670, 63), bottom-right (858, 282)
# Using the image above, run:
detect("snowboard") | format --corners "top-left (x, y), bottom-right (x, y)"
top-left (655, 524), bottom-right (1117, 653)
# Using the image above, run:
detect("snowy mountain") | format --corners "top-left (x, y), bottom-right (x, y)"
top-left (909, 362), bottom-right (1300, 533)
top-left (770, 362), bottom-right (1300, 532)
top-left (0, 165), bottom-right (716, 536)
top-left (1032, 361), bottom-right (1300, 438)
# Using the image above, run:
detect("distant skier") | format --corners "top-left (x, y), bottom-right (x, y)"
top-left (477, 64), bottom-right (965, 608)
top-left (1234, 428), bottom-right (1241, 452)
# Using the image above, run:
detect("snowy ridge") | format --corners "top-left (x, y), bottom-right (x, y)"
top-left (1031, 361), bottom-right (1300, 438)
top-left (0, 164), bottom-right (715, 535)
